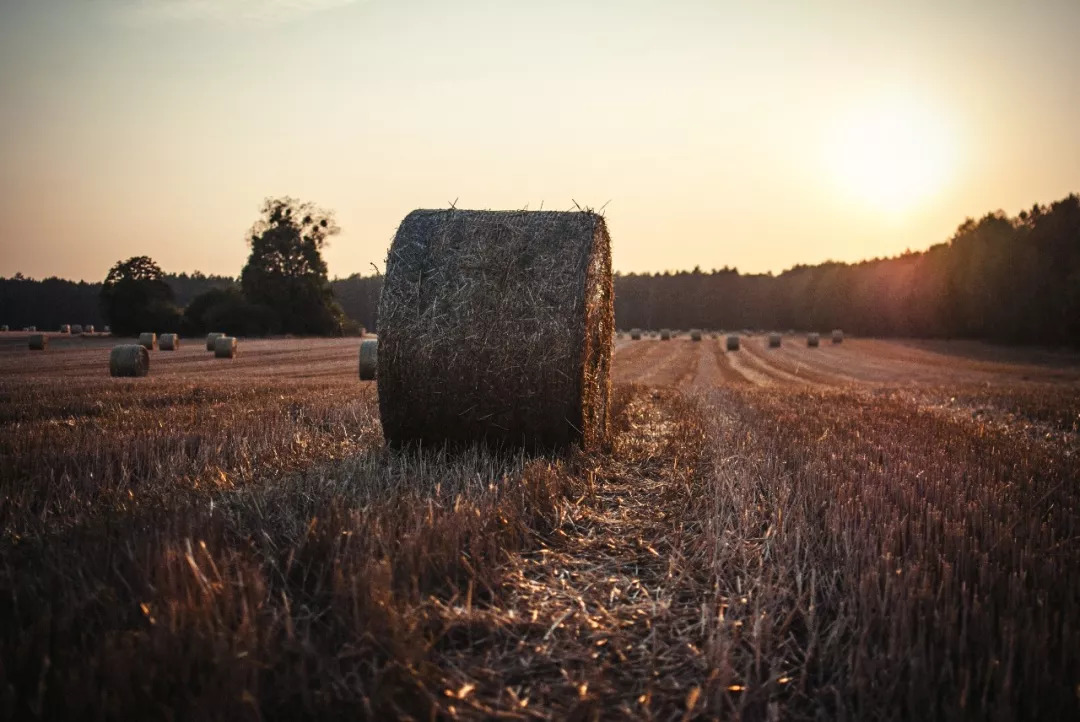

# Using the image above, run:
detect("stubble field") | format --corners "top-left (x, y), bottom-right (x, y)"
top-left (1, 332), bottom-right (1078, 720)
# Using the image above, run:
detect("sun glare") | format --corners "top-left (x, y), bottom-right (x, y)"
top-left (827, 99), bottom-right (957, 214)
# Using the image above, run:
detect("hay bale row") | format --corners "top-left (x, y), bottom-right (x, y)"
top-left (690, 329), bottom-right (702, 342)
top-left (28, 334), bottom-right (47, 350)
top-left (214, 336), bottom-right (238, 358)
top-left (726, 334), bottom-right (740, 351)
top-left (377, 209), bottom-right (613, 450)
top-left (159, 333), bottom-right (180, 351)
top-left (359, 339), bottom-right (378, 380)
top-left (109, 345), bottom-right (149, 377)
top-left (138, 332), bottom-right (156, 350)
top-left (832, 329), bottom-right (844, 344)
top-left (808, 332), bottom-right (820, 347)
top-left (630, 328), bottom-right (642, 340)
top-left (768, 332), bottom-right (782, 348)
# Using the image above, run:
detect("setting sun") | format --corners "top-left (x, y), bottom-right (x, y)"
top-left (827, 99), bottom-right (958, 214)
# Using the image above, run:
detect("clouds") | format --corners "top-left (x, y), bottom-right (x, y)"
top-left (119, 0), bottom-right (361, 26)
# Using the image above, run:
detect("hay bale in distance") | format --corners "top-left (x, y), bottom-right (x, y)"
top-left (768, 332), bottom-right (782, 348)
top-left (690, 329), bottom-right (703, 342)
top-left (104, 325), bottom-right (111, 334)
top-left (109, 344), bottom-right (149, 377)
top-left (214, 336), bottom-right (238, 358)
top-left (71, 324), bottom-right (83, 335)
top-left (660, 329), bottom-right (672, 341)
top-left (205, 332), bottom-right (224, 351)
top-left (28, 326), bottom-right (36, 332)
top-left (28, 334), bottom-right (47, 351)
top-left (0, 325), bottom-right (8, 332)
top-left (378, 209), bottom-right (613, 450)
top-left (85, 325), bottom-right (95, 334)
top-left (138, 332), bottom-right (156, 350)
top-left (726, 334), bottom-right (740, 351)
top-left (59, 324), bottom-right (71, 334)
top-left (159, 333), bottom-right (180, 351)
top-left (832, 329), bottom-right (844, 344)
top-left (359, 338), bottom-right (378, 380)
top-left (808, 332), bottom-right (821, 347)
top-left (630, 329), bottom-right (642, 340)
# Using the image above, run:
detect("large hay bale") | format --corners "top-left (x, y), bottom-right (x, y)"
top-left (71, 324), bottom-right (83, 335)
top-left (159, 333), bottom-right (180, 351)
top-left (768, 332), bottom-right (782, 348)
top-left (85, 325), bottom-right (95, 334)
top-left (28, 334), bottom-right (47, 351)
top-left (832, 329), bottom-right (844, 344)
top-left (630, 328), bottom-right (642, 340)
top-left (109, 344), bottom-right (149, 377)
top-left (59, 324), bottom-right (71, 334)
top-left (358, 338), bottom-right (378, 380)
top-left (808, 332), bottom-right (820, 347)
top-left (214, 336), bottom-right (238, 358)
top-left (206, 332), bottom-right (224, 351)
top-left (138, 332), bottom-right (156, 350)
top-left (690, 329), bottom-right (703, 342)
top-left (378, 209), bottom-right (613, 450)
top-left (660, 329), bottom-right (671, 341)
top-left (726, 334), bottom-right (740, 351)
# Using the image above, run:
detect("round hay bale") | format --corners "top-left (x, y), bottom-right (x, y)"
top-left (104, 325), bottom-right (111, 334)
top-left (768, 332), bottom-right (782, 348)
top-left (59, 324), bottom-right (71, 334)
top-left (726, 334), bottom-right (740, 351)
top-left (28, 334), bottom-right (47, 351)
top-left (378, 209), bottom-right (613, 450)
top-left (808, 332), bottom-right (820, 347)
top-left (138, 332), bottom-right (156, 350)
top-left (214, 336), bottom-right (238, 358)
top-left (71, 324), bottom-right (83, 335)
top-left (630, 329), bottom-right (642, 340)
top-left (0, 325), bottom-right (8, 332)
top-left (832, 329), bottom-right (844, 344)
top-left (205, 332), bottom-right (225, 351)
top-left (690, 329), bottom-right (703, 342)
top-left (109, 344), bottom-right (149, 377)
top-left (359, 338), bottom-right (378, 380)
top-left (159, 333), bottom-right (180, 351)
top-left (28, 326), bottom-right (36, 332)
top-left (85, 325), bottom-right (95, 334)
top-left (660, 329), bottom-right (672, 341)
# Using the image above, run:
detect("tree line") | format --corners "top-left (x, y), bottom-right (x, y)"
top-left (2, 193), bottom-right (1077, 345)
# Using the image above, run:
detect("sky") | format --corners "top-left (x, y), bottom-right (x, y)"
top-left (1, 0), bottom-right (1078, 282)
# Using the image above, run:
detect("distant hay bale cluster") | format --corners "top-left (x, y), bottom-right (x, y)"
top-left (214, 336), bottom-right (238, 358)
top-left (358, 338), bottom-right (378, 380)
top-left (378, 208), bottom-right (612, 450)
top-left (109, 345), bottom-right (149, 377)
top-left (159, 333), bottom-right (180, 351)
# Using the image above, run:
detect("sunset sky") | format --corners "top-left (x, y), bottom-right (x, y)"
top-left (1, 0), bottom-right (1078, 282)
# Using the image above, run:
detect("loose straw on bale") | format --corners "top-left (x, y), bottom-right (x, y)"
top-left (378, 209), bottom-right (613, 450)
top-left (214, 336), bottom-right (238, 358)
top-left (28, 334), bottom-right (47, 351)
top-left (109, 344), bottom-right (149, 377)
top-left (660, 329), bottom-right (671, 341)
top-left (630, 329), bottom-right (642, 340)
top-left (832, 329), bottom-right (844, 344)
top-left (206, 332), bottom-right (224, 351)
top-left (808, 332), bottom-right (820, 347)
top-left (690, 329), bottom-right (702, 341)
top-left (768, 332), bottom-right (782, 348)
top-left (138, 332), bottom-right (156, 350)
top-left (359, 338), bottom-right (378, 380)
top-left (726, 334), bottom-right (740, 351)
top-left (159, 333), bottom-right (180, 351)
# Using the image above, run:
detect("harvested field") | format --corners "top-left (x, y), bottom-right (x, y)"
top-left (1, 334), bottom-right (1079, 720)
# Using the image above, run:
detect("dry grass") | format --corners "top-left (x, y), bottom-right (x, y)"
top-left (1, 339), bottom-right (1079, 720)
